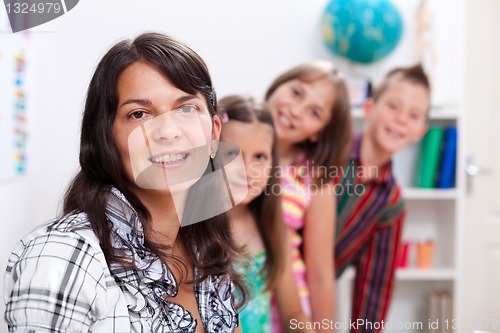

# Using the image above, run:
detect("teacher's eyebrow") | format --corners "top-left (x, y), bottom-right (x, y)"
top-left (119, 94), bottom-right (200, 108)
top-left (175, 94), bottom-right (200, 104)
top-left (119, 98), bottom-right (152, 108)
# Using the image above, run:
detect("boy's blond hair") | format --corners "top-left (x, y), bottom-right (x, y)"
top-left (372, 64), bottom-right (431, 105)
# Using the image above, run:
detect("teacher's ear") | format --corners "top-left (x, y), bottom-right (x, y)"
top-left (211, 115), bottom-right (222, 142)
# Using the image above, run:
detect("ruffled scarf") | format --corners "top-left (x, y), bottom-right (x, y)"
top-left (106, 187), bottom-right (238, 333)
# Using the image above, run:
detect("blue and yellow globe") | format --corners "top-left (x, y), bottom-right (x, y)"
top-left (321, 0), bottom-right (403, 64)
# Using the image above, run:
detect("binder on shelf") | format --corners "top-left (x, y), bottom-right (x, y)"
top-left (440, 292), bottom-right (453, 333)
top-left (436, 127), bottom-right (457, 188)
top-left (414, 127), bottom-right (445, 188)
top-left (428, 291), bottom-right (440, 333)
top-left (427, 290), bottom-right (453, 333)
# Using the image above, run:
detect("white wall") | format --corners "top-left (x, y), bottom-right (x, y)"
top-left (0, 0), bottom-right (464, 330)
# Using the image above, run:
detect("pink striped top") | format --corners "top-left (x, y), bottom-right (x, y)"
top-left (271, 161), bottom-right (312, 333)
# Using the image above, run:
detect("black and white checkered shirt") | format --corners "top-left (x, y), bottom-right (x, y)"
top-left (4, 187), bottom-right (239, 332)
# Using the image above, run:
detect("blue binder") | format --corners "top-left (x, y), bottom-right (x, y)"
top-left (437, 126), bottom-right (457, 188)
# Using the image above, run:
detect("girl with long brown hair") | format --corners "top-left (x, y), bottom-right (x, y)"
top-left (265, 61), bottom-right (353, 332)
top-left (219, 95), bottom-right (314, 333)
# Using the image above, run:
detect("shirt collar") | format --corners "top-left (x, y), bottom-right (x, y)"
top-left (350, 131), bottom-right (393, 184)
top-left (350, 131), bottom-right (363, 161)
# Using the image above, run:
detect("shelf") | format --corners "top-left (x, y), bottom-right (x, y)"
top-left (395, 268), bottom-right (456, 280)
top-left (340, 267), bottom-right (456, 281)
top-left (351, 105), bottom-right (459, 120)
top-left (402, 188), bottom-right (458, 200)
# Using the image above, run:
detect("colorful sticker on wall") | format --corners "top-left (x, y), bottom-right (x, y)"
top-left (13, 51), bottom-right (28, 174)
top-left (0, 45), bottom-right (29, 180)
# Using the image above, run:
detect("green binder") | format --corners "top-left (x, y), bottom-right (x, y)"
top-left (414, 127), bottom-right (444, 188)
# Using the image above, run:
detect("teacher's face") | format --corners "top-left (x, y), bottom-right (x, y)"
top-left (113, 61), bottom-right (221, 194)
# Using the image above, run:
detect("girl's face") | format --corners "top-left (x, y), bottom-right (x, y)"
top-left (267, 78), bottom-right (336, 146)
top-left (222, 121), bottom-right (274, 206)
top-left (113, 61), bottom-right (221, 194)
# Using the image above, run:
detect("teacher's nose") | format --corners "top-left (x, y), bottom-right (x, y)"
top-left (151, 112), bottom-right (182, 142)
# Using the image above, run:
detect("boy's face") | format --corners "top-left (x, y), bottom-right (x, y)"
top-left (364, 79), bottom-right (429, 155)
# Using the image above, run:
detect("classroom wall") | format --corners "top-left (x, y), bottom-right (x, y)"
top-left (0, 0), bottom-right (463, 329)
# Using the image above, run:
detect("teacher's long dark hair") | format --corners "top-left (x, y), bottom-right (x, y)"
top-left (63, 32), bottom-right (246, 304)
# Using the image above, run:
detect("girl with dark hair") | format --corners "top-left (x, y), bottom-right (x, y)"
top-left (218, 95), bottom-right (314, 333)
top-left (265, 61), bottom-right (353, 332)
top-left (4, 33), bottom-right (245, 333)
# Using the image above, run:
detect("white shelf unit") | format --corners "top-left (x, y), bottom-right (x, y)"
top-left (336, 107), bottom-right (464, 333)
top-left (402, 188), bottom-right (458, 200)
top-left (341, 266), bottom-right (456, 282)
top-left (351, 105), bottom-right (461, 121)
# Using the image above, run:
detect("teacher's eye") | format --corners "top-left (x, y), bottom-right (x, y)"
top-left (225, 150), bottom-right (239, 159)
top-left (178, 105), bottom-right (199, 114)
top-left (128, 111), bottom-right (148, 119)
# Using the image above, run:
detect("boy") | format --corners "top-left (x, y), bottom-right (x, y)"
top-left (335, 64), bottom-right (430, 333)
